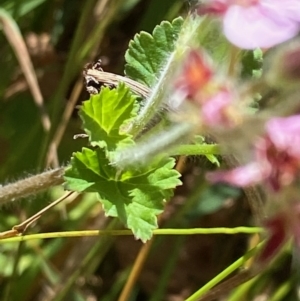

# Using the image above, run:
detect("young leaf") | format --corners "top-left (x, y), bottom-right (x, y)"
top-left (241, 48), bottom-right (263, 79)
top-left (205, 154), bottom-right (220, 166)
top-left (125, 17), bottom-right (183, 87)
top-left (64, 147), bottom-right (182, 241)
top-left (79, 83), bottom-right (138, 151)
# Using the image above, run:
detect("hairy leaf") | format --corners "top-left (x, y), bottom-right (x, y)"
top-left (125, 17), bottom-right (183, 87)
top-left (79, 83), bottom-right (138, 151)
top-left (65, 147), bottom-right (182, 241)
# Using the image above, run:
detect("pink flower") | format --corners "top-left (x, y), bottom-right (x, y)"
top-left (207, 115), bottom-right (300, 191)
top-left (174, 49), bottom-right (235, 127)
top-left (201, 90), bottom-right (234, 127)
top-left (198, 0), bottom-right (300, 49)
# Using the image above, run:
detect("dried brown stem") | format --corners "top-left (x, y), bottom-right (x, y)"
top-left (14, 191), bottom-right (75, 232)
top-left (0, 11), bottom-right (50, 131)
top-left (51, 78), bottom-right (83, 149)
top-left (0, 9), bottom-right (58, 166)
top-left (86, 69), bottom-right (151, 98)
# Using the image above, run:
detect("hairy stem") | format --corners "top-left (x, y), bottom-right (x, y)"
top-left (0, 168), bottom-right (65, 205)
top-left (113, 122), bottom-right (195, 167)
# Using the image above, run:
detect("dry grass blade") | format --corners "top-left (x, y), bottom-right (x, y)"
top-left (51, 78), bottom-right (83, 150)
top-left (0, 8), bottom-right (58, 165)
top-left (0, 9), bottom-right (50, 130)
top-left (118, 240), bottom-right (154, 301)
top-left (45, 79), bottom-right (83, 167)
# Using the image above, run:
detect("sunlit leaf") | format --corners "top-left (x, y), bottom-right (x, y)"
top-left (64, 147), bottom-right (181, 241)
top-left (79, 83), bottom-right (138, 151)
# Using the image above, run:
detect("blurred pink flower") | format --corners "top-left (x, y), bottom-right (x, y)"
top-left (258, 212), bottom-right (287, 263)
top-left (207, 115), bottom-right (300, 191)
top-left (175, 49), bottom-right (213, 99)
top-left (201, 90), bottom-right (234, 127)
top-left (198, 0), bottom-right (300, 49)
top-left (174, 49), bottom-right (235, 127)
top-left (258, 203), bottom-right (300, 263)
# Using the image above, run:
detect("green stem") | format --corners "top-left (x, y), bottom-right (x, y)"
top-left (185, 242), bottom-right (264, 301)
top-left (0, 227), bottom-right (263, 244)
top-left (226, 276), bottom-right (258, 301)
top-left (269, 280), bottom-right (292, 301)
top-left (52, 218), bottom-right (119, 301)
top-left (171, 144), bottom-right (220, 156)
top-left (2, 241), bottom-right (25, 301)
top-left (114, 122), bottom-right (194, 167)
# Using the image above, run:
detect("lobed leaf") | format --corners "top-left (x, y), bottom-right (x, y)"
top-left (65, 147), bottom-right (182, 241)
top-left (125, 17), bottom-right (183, 87)
top-left (79, 83), bottom-right (138, 151)
top-left (65, 20), bottom-right (185, 241)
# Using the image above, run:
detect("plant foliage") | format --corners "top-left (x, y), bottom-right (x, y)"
top-left (125, 17), bottom-right (183, 86)
top-left (65, 83), bottom-right (181, 241)
top-left (65, 18), bottom-right (186, 241)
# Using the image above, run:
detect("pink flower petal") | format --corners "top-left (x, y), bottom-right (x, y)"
top-left (266, 115), bottom-right (300, 157)
top-left (223, 4), bottom-right (300, 49)
top-left (201, 90), bottom-right (233, 127)
top-left (206, 162), bottom-right (266, 186)
top-left (266, 0), bottom-right (300, 23)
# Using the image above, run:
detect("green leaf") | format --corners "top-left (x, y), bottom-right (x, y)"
top-left (65, 147), bottom-right (182, 241)
top-left (79, 83), bottom-right (138, 151)
top-left (193, 136), bottom-right (220, 166)
top-left (125, 17), bottom-right (183, 87)
top-left (241, 49), bottom-right (263, 79)
top-left (205, 154), bottom-right (220, 167)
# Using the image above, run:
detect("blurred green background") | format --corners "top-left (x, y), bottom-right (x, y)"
top-left (0, 1), bottom-right (292, 301)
